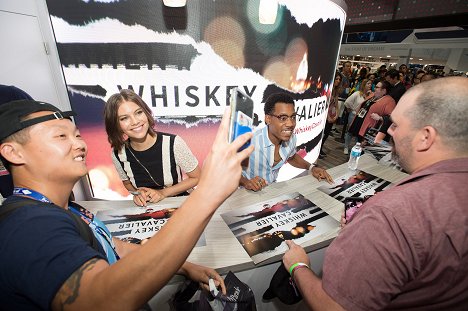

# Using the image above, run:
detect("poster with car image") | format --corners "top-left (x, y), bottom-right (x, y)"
top-left (220, 192), bottom-right (339, 264)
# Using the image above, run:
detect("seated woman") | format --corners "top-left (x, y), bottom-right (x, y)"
top-left (104, 89), bottom-right (201, 206)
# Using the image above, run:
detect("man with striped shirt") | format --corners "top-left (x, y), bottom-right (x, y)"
top-left (240, 93), bottom-right (333, 191)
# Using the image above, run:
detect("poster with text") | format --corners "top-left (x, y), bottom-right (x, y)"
top-left (96, 203), bottom-right (206, 247)
top-left (317, 170), bottom-right (392, 203)
top-left (45, 0), bottom-right (346, 199)
top-left (221, 192), bottom-right (338, 264)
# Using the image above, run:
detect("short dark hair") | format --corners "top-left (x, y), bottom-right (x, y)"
top-left (264, 93), bottom-right (295, 115)
top-left (104, 89), bottom-right (155, 150)
top-left (377, 80), bottom-right (392, 93)
top-left (385, 69), bottom-right (399, 80)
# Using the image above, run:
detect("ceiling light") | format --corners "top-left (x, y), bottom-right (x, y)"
top-left (163, 0), bottom-right (186, 7)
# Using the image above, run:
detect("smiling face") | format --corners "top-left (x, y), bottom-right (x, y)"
top-left (265, 102), bottom-right (296, 145)
top-left (117, 100), bottom-right (151, 142)
top-left (20, 111), bottom-right (88, 183)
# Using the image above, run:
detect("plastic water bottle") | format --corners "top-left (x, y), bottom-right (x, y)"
top-left (347, 142), bottom-right (362, 170)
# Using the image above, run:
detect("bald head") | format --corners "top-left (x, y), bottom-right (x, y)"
top-left (403, 77), bottom-right (468, 153)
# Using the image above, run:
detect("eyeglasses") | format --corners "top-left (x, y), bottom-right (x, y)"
top-left (269, 114), bottom-right (297, 123)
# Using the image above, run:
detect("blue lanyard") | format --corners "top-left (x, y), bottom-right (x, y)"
top-left (12, 187), bottom-right (120, 261)
top-left (13, 187), bottom-right (51, 203)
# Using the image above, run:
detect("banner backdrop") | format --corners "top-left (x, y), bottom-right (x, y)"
top-left (46, 0), bottom-right (346, 199)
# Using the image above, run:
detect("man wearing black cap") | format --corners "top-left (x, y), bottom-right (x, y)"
top-left (281, 77), bottom-right (468, 310)
top-left (0, 100), bottom-right (252, 310)
top-left (0, 84), bottom-right (33, 198)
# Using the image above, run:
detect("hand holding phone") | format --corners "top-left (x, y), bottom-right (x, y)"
top-left (228, 88), bottom-right (254, 151)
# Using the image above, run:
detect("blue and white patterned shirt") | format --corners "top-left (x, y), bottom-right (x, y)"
top-left (242, 125), bottom-right (297, 184)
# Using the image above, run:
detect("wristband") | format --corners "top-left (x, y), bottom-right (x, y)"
top-left (308, 163), bottom-right (315, 172)
top-left (291, 264), bottom-right (310, 279)
top-left (288, 262), bottom-right (309, 276)
top-left (130, 190), bottom-right (140, 196)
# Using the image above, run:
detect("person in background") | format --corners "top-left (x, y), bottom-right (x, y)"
top-left (398, 64), bottom-right (411, 89)
top-left (0, 100), bottom-right (252, 309)
top-left (240, 93), bottom-right (333, 192)
top-left (366, 72), bottom-right (377, 91)
top-left (343, 79), bottom-right (373, 154)
top-left (377, 67), bottom-right (388, 82)
top-left (420, 72), bottom-right (438, 83)
top-left (358, 80), bottom-right (396, 139)
top-left (0, 84), bottom-right (33, 198)
top-left (334, 61), bottom-right (353, 142)
top-left (385, 69), bottom-right (406, 103)
top-left (412, 70), bottom-right (426, 86)
top-left (319, 73), bottom-right (342, 158)
top-left (104, 89), bottom-right (201, 206)
top-left (282, 77), bottom-right (468, 310)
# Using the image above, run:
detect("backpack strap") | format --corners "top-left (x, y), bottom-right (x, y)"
top-left (0, 197), bottom-right (103, 253)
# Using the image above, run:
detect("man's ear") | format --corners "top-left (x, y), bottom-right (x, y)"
top-left (265, 114), bottom-right (271, 125)
top-left (0, 142), bottom-right (26, 165)
top-left (415, 126), bottom-right (436, 152)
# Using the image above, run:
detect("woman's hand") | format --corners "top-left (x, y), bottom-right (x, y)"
top-left (131, 187), bottom-right (166, 206)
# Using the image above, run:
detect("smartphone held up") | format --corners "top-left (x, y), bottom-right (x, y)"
top-left (228, 88), bottom-right (254, 151)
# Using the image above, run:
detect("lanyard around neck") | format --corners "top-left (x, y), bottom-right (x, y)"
top-left (13, 187), bottom-right (52, 203)
top-left (13, 187), bottom-right (119, 260)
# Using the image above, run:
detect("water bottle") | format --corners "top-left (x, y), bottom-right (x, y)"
top-left (347, 142), bottom-right (362, 170)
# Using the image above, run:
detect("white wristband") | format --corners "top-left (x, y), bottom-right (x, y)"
top-left (308, 163), bottom-right (315, 172)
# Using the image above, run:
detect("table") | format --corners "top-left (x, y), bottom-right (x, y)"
top-left (78, 155), bottom-right (407, 310)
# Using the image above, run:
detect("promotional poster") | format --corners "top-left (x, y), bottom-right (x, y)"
top-left (45, 0), bottom-right (346, 199)
top-left (220, 192), bottom-right (339, 264)
top-left (96, 204), bottom-right (206, 246)
top-left (317, 170), bottom-right (392, 203)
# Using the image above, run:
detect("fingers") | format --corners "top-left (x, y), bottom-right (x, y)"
top-left (213, 108), bottom-right (231, 146)
top-left (212, 273), bottom-right (226, 295)
top-left (133, 194), bottom-right (146, 207)
top-left (231, 132), bottom-right (254, 154)
top-left (246, 176), bottom-right (267, 191)
top-left (285, 240), bottom-right (296, 249)
top-left (324, 171), bottom-right (334, 184)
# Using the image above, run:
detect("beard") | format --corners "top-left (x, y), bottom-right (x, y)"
top-left (390, 137), bottom-right (411, 173)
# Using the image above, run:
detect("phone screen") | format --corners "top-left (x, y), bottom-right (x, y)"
top-left (344, 195), bottom-right (373, 222)
top-left (228, 88), bottom-right (254, 150)
top-left (344, 197), bottom-right (364, 222)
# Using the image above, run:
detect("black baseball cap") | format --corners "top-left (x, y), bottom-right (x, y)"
top-left (0, 100), bottom-right (76, 141)
top-left (263, 264), bottom-right (303, 305)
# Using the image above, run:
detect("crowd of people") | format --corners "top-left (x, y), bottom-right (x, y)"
top-left (322, 61), bottom-right (442, 158)
top-left (0, 74), bottom-right (467, 310)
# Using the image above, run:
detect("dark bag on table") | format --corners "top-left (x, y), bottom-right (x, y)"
top-left (171, 271), bottom-right (256, 311)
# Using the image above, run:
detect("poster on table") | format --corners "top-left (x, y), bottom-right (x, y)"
top-left (45, 0), bottom-right (346, 199)
top-left (220, 192), bottom-right (339, 264)
top-left (317, 170), bottom-right (392, 203)
top-left (96, 203), bottom-right (206, 247)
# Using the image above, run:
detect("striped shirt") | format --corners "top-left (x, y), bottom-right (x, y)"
top-left (112, 132), bottom-right (198, 189)
top-left (242, 125), bottom-right (297, 184)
